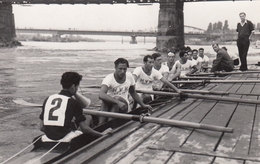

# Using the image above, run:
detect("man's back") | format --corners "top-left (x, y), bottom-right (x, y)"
top-left (40, 90), bottom-right (85, 140)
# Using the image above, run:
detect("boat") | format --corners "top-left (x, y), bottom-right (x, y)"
top-left (5, 93), bottom-right (177, 164)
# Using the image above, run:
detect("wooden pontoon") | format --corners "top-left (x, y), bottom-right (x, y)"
top-left (52, 66), bottom-right (260, 164)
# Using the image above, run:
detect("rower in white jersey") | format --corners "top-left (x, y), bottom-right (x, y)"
top-left (132, 55), bottom-right (182, 103)
top-left (152, 53), bottom-right (169, 91)
top-left (174, 50), bottom-right (198, 77)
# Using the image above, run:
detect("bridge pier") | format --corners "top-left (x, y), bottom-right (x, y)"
top-left (0, 3), bottom-right (19, 47)
top-left (130, 35), bottom-right (137, 44)
top-left (156, 0), bottom-right (184, 51)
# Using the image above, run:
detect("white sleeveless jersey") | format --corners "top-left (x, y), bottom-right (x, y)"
top-left (43, 94), bottom-right (69, 126)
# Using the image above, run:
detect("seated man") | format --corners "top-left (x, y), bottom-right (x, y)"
top-left (164, 52), bottom-right (177, 72)
top-left (40, 72), bottom-right (108, 142)
top-left (198, 48), bottom-right (210, 72)
top-left (191, 49), bottom-right (202, 72)
top-left (152, 53), bottom-right (169, 90)
top-left (222, 46), bottom-right (240, 66)
top-left (98, 58), bottom-right (153, 125)
top-left (211, 44), bottom-right (234, 72)
top-left (174, 50), bottom-right (198, 77)
top-left (132, 55), bottom-right (181, 103)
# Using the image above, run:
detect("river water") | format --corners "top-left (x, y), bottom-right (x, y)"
top-left (0, 41), bottom-right (259, 163)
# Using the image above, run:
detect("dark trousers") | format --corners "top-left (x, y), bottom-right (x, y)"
top-left (237, 37), bottom-right (250, 71)
top-left (215, 63), bottom-right (233, 72)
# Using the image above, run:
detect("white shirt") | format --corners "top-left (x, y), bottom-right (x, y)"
top-left (153, 65), bottom-right (169, 90)
top-left (101, 72), bottom-right (135, 104)
top-left (229, 53), bottom-right (239, 60)
top-left (199, 55), bottom-right (209, 63)
top-left (175, 60), bottom-right (195, 77)
top-left (133, 67), bottom-right (163, 91)
top-left (199, 55), bottom-right (209, 67)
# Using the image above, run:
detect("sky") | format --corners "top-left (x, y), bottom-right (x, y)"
top-left (12, 1), bottom-right (260, 31)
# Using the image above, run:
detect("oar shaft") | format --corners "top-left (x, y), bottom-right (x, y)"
top-left (171, 80), bottom-right (260, 84)
top-left (179, 77), bottom-right (221, 80)
top-left (180, 89), bottom-right (229, 95)
top-left (83, 109), bottom-right (233, 133)
top-left (136, 90), bottom-right (260, 105)
top-left (188, 71), bottom-right (260, 76)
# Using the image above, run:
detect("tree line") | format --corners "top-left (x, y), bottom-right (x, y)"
top-left (206, 20), bottom-right (260, 33)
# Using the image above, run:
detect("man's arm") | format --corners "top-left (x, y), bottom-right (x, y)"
top-left (99, 85), bottom-right (127, 110)
top-left (169, 63), bottom-right (181, 81)
top-left (211, 53), bottom-right (223, 72)
top-left (188, 65), bottom-right (198, 74)
top-left (160, 77), bottom-right (181, 93)
top-left (74, 92), bottom-right (91, 108)
top-left (129, 85), bottom-right (153, 111)
top-left (79, 121), bottom-right (103, 137)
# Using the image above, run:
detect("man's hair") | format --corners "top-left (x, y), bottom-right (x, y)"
top-left (151, 53), bottom-right (162, 60)
top-left (212, 43), bottom-right (219, 47)
top-left (179, 51), bottom-right (187, 58)
top-left (239, 12), bottom-right (246, 16)
top-left (60, 72), bottom-right (82, 89)
top-left (143, 55), bottom-right (154, 62)
top-left (114, 58), bottom-right (129, 67)
top-left (199, 48), bottom-right (204, 51)
top-left (192, 49), bottom-right (198, 53)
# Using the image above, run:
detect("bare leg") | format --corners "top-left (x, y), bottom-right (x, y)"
top-left (98, 101), bottom-right (109, 125)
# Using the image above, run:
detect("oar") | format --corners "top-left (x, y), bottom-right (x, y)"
top-left (170, 79), bottom-right (260, 84)
top-left (179, 77), bottom-right (223, 80)
top-left (82, 109), bottom-right (233, 133)
top-left (136, 90), bottom-right (260, 105)
top-left (161, 88), bottom-right (229, 95)
top-left (188, 71), bottom-right (260, 76)
top-left (13, 99), bottom-right (101, 108)
top-left (180, 89), bottom-right (229, 95)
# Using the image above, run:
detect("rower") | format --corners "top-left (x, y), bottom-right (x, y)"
top-left (132, 55), bottom-right (182, 103)
top-left (98, 58), bottom-right (153, 125)
top-left (152, 53), bottom-right (169, 91)
top-left (174, 50), bottom-right (198, 77)
top-left (198, 48), bottom-right (210, 72)
top-left (39, 72), bottom-right (111, 143)
top-left (191, 49), bottom-right (202, 72)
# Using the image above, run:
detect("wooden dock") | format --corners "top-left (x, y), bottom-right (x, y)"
top-left (54, 66), bottom-right (260, 164)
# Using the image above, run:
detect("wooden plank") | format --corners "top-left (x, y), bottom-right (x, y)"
top-left (88, 98), bottom-right (200, 164)
top-left (245, 161), bottom-right (260, 164)
top-left (213, 157), bottom-right (244, 164)
top-left (215, 73), bottom-right (258, 157)
top-left (181, 98), bottom-right (239, 152)
top-left (216, 94), bottom-right (256, 157)
top-left (132, 149), bottom-right (172, 164)
top-left (248, 103), bottom-right (260, 157)
top-left (167, 152), bottom-right (214, 164)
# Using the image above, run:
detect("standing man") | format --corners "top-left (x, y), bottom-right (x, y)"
top-left (133, 55), bottom-right (181, 103)
top-left (236, 12), bottom-right (254, 71)
top-left (40, 72), bottom-right (107, 142)
top-left (211, 44), bottom-right (234, 72)
top-left (99, 58), bottom-right (153, 125)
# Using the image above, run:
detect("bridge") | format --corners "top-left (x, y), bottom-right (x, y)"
top-left (16, 27), bottom-right (208, 43)
top-left (0, 0), bottom-right (253, 49)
